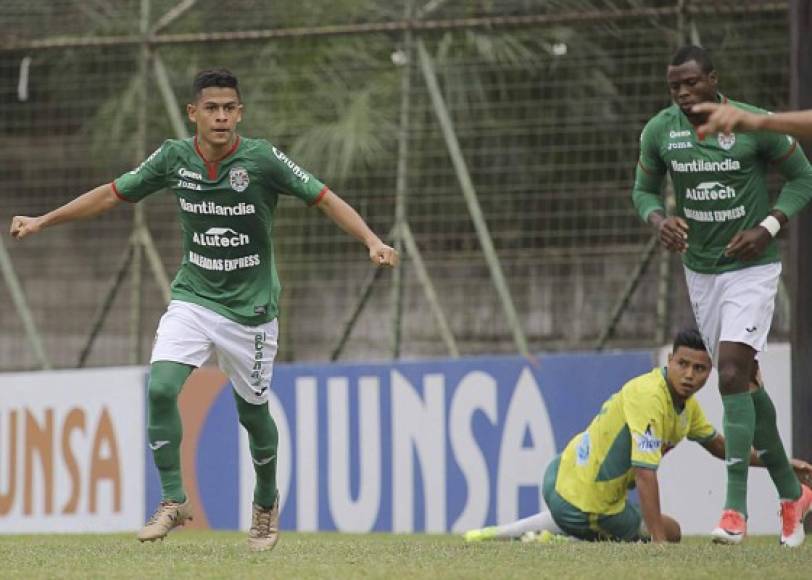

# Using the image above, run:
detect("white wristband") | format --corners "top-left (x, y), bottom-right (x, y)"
top-left (759, 215), bottom-right (781, 238)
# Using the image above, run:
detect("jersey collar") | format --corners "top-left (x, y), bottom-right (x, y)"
top-left (660, 367), bottom-right (687, 412)
top-left (194, 135), bottom-right (241, 180)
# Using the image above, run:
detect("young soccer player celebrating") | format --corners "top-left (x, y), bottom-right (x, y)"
top-left (464, 330), bottom-right (812, 544)
top-left (9, 69), bottom-right (398, 551)
top-left (631, 46), bottom-right (812, 546)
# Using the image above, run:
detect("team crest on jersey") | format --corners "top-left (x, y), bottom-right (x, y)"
top-left (229, 167), bottom-right (250, 192)
top-left (717, 132), bottom-right (736, 151)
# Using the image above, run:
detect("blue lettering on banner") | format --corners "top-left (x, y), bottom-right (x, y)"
top-left (145, 352), bottom-right (652, 532)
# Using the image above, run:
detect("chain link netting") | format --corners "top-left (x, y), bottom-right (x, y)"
top-left (0, 0), bottom-right (792, 370)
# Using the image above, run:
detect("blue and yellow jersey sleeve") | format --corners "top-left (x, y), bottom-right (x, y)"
top-left (112, 140), bottom-right (173, 203)
top-left (686, 397), bottom-right (717, 443)
top-left (623, 386), bottom-right (666, 471)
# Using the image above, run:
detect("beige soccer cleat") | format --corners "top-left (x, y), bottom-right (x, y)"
top-left (138, 499), bottom-right (193, 542)
top-left (247, 495), bottom-right (280, 552)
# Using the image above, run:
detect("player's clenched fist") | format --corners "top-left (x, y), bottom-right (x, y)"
top-left (369, 241), bottom-right (399, 267)
top-left (657, 216), bottom-right (689, 254)
top-left (9, 216), bottom-right (43, 240)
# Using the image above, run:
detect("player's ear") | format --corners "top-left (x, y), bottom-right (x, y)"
top-left (708, 70), bottom-right (719, 89)
top-left (186, 103), bottom-right (197, 123)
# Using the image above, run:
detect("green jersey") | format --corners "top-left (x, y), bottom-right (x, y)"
top-left (632, 97), bottom-right (812, 274)
top-left (113, 136), bottom-right (327, 326)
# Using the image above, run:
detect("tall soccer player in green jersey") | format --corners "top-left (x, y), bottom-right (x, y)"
top-left (9, 69), bottom-right (398, 551)
top-left (632, 46), bottom-right (812, 546)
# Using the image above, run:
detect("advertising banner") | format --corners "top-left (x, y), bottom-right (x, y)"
top-left (0, 367), bottom-right (145, 533)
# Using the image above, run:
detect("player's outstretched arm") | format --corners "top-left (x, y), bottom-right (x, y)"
top-left (10, 183), bottom-right (120, 240)
top-left (316, 189), bottom-right (399, 267)
top-left (694, 103), bottom-right (812, 140)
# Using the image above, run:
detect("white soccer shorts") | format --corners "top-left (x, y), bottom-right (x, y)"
top-left (684, 262), bottom-right (781, 363)
top-left (150, 300), bottom-right (279, 404)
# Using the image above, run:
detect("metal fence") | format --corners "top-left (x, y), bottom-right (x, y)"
top-left (0, 0), bottom-right (793, 370)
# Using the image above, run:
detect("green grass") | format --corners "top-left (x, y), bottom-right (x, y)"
top-left (0, 532), bottom-right (809, 580)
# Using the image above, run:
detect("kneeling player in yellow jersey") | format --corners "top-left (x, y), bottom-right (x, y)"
top-left (464, 329), bottom-right (812, 544)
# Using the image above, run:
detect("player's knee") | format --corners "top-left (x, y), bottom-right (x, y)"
top-left (148, 377), bottom-right (181, 407)
top-left (662, 515), bottom-right (681, 543)
top-left (717, 361), bottom-right (748, 395)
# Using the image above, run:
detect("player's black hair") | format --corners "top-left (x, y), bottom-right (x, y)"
top-left (670, 45), bottom-right (714, 74)
top-left (192, 68), bottom-right (241, 100)
top-left (672, 328), bottom-right (707, 353)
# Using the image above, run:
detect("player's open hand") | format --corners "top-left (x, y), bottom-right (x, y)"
top-left (369, 241), bottom-right (399, 267)
top-left (790, 458), bottom-right (812, 488)
top-left (9, 215), bottom-right (43, 240)
top-left (692, 103), bottom-right (760, 140)
top-left (657, 217), bottom-right (689, 253)
top-left (724, 227), bottom-right (771, 261)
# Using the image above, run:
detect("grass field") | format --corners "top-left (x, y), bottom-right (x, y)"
top-left (1, 531), bottom-right (809, 580)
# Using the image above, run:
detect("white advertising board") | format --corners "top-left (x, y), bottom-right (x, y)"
top-left (0, 367), bottom-right (145, 533)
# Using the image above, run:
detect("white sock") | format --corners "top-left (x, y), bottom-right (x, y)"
top-left (491, 511), bottom-right (562, 539)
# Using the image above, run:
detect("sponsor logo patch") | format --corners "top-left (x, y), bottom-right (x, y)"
top-left (576, 432), bottom-right (591, 465)
top-left (671, 158), bottom-right (741, 173)
top-left (685, 181), bottom-right (737, 201)
top-left (634, 424), bottom-right (662, 453)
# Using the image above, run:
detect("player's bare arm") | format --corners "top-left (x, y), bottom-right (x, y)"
top-left (724, 210), bottom-right (788, 261)
top-left (316, 189), bottom-right (399, 267)
top-left (694, 103), bottom-right (812, 140)
top-left (648, 211), bottom-right (688, 254)
top-left (634, 467), bottom-right (669, 543)
top-left (9, 183), bottom-right (120, 240)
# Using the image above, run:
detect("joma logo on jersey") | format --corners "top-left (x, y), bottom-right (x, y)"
top-left (671, 158), bottom-right (741, 173)
top-left (272, 147), bottom-right (310, 183)
top-left (193, 227), bottom-right (250, 248)
top-left (685, 182), bottom-right (736, 201)
top-left (668, 141), bottom-right (693, 150)
top-left (176, 179), bottom-right (202, 191)
top-left (634, 425), bottom-right (661, 452)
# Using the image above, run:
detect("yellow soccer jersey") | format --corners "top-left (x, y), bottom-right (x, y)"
top-left (555, 367), bottom-right (716, 515)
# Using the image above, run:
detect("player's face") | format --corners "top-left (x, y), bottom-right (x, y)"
top-left (666, 60), bottom-right (718, 124)
top-left (187, 87), bottom-right (243, 149)
top-left (666, 346), bottom-right (712, 401)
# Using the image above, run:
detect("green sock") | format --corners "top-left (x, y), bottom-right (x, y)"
top-left (722, 392), bottom-right (756, 517)
top-left (234, 391), bottom-right (279, 508)
top-left (147, 361), bottom-right (193, 503)
top-left (751, 387), bottom-right (801, 501)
